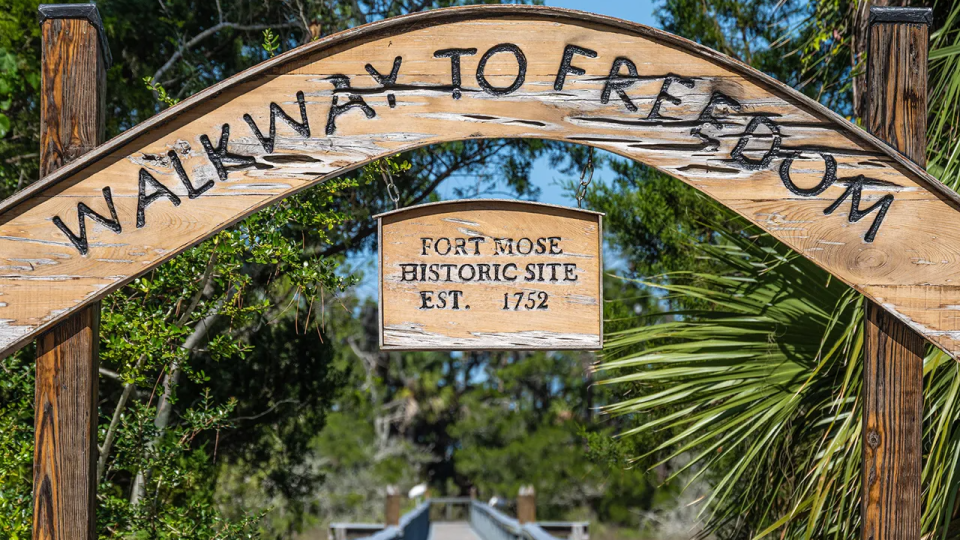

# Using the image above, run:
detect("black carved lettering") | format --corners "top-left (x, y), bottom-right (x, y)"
top-left (243, 91), bottom-right (310, 153)
top-left (516, 237), bottom-right (533, 255)
top-left (450, 290), bottom-right (464, 310)
top-left (200, 124), bottom-right (256, 182)
top-left (454, 237), bottom-right (468, 256)
top-left (137, 169), bottom-right (181, 228)
top-left (691, 91), bottom-right (742, 151)
top-left (434, 48), bottom-right (478, 99)
top-left (823, 175), bottom-right (894, 243)
top-left (601, 57), bottom-right (640, 112)
top-left (365, 56), bottom-right (402, 108)
top-left (325, 75), bottom-right (377, 135)
top-left (545, 262), bottom-right (562, 281)
top-left (52, 187), bottom-right (122, 255)
top-left (779, 153), bottom-right (837, 196)
top-left (730, 116), bottom-right (781, 170)
top-left (420, 291), bottom-right (434, 309)
top-left (401, 264), bottom-right (419, 281)
top-left (547, 237), bottom-right (562, 255)
top-left (436, 237), bottom-right (452, 256)
top-left (524, 264), bottom-right (536, 282)
top-left (476, 44), bottom-right (526, 96)
top-left (468, 237), bottom-right (485, 255)
top-left (554, 44), bottom-right (598, 91)
top-left (477, 264), bottom-right (491, 281)
top-left (646, 75), bottom-right (695, 120)
top-left (167, 151), bottom-right (214, 199)
top-left (458, 264), bottom-right (476, 282)
top-left (421, 237), bottom-right (433, 255)
top-left (503, 263), bottom-right (518, 281)
top-left (564, 263), bottom-right (578, 282)
top-left (535, 238), bottom-right (547, 255)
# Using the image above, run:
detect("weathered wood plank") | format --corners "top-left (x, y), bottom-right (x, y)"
top-left (34, 304), bottom-right (100, 540)
top-left (861, 7), bottom-right (930, 540)
top-left (1, 6), bottom-right (960, 359)
top-left (32, 9), bottom-right (108, 540)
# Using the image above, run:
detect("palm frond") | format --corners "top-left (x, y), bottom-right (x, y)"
top-left (598, 231), bottom-right (960, 539)
top-left (598, 229), bottom-right (867, 538)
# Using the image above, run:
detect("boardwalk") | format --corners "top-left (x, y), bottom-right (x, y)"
top-left (428, 522), bottom-right (481, 540)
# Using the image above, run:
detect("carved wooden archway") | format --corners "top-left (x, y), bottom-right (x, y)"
top-left (7, 5), bottom-right (947, 540)
top-left (0, 6), bottom-right (952, 360)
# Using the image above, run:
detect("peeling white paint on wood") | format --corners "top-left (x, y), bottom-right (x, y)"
top-left (383, 326), bottom-right (601, 350)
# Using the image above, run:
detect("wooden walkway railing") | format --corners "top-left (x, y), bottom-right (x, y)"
top-left (329, 491), bottom-right (588, 540)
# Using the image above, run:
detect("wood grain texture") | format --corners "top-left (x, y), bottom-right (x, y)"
top-left (863, 303), bottom-right (925, 540)
top-left (33, 16), bottom-right (105, 540)
top-left (861, 15), bottom-right (928, 540)
top-left (34, 306), bottom-right (100, 540)
top-left (38, 18), bottom-right (105, 174)
top-left (1, 6), bottom-right (960, 359)
top-left (378, 200), bottom-right (602, 350)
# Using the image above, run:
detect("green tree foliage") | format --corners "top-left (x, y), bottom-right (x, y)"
top-left (0, 0), bottom-right (556, 538)
top-left (928, 0), bottom-right (960, 191)
top-left (0, 0), bottom-right (42, 194)
top-left (596, 0), bottom-right (960, 538)
top-left (226, 297), bottom-right (682, 538)
top-left (600, 229), bottom-right (865, 537)
top-left (584, 161), bottom-right (734, 281)
top-left (658, 0), bottom-right (815, 99)
top-left (0, 352), bottom-right (33, 540)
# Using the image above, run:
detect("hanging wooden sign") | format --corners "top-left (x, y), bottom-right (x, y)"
top-left (377, 200), bottom-right (602, 350)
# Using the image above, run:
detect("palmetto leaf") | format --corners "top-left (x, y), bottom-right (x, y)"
top-left (597, 224), bottom-right (960, 539)
top-left (597, 1), bottom-right (960, 537)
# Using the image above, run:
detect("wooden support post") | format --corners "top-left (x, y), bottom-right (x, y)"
top-left (516, 486), bottom-right (535, 524)
top-left (861, 7), bottom-right (932, 540)
top-left (385, 486), bottom-right (401, 527)
top-left (33, 5), bottom-right (109, 540)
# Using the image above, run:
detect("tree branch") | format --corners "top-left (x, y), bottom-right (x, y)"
top-left (231, 399), bottom-right (301, 422)
top-left (98, 355), bottom-right (145, 482)
top-left (175, 249), bottom-right (218, 326)
top-left (152, 21), bottom-right (299, 84)
top-left (129, 298), bottom-right (229, 506)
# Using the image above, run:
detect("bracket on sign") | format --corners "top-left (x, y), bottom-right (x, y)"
top-left (379, 160), bottom-right (401, 210)
top-left (376, 199), bottom-right (604, 351)
top-left (576, 148), bottom-right (595, 209)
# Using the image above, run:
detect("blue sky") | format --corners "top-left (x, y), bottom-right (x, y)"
top-left (352, 1), bottom-right (660, 297)
top-left (544, 0), bottom-right (658, 27)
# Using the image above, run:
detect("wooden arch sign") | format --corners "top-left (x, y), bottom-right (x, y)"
top-left (0, 5), bottom-right (958, 358)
